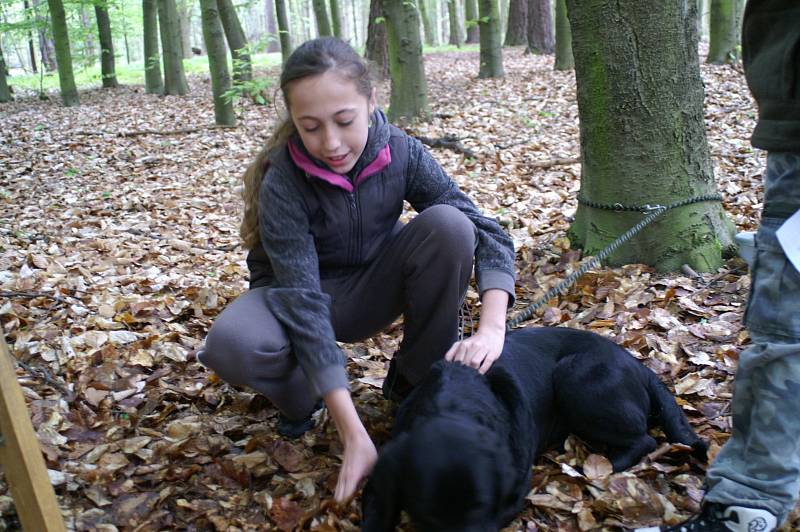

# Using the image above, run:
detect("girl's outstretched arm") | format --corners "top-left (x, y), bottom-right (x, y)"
top-left (445, 288), bottom-right (509, 374)
top-left (324, 387), bottom-right (378, 502)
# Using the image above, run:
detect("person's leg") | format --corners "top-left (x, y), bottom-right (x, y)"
top-left (198, 287), bottom-right (319, 421)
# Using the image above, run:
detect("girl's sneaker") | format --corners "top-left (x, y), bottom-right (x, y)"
top-left (276, 401), bottom-right (323, 439)
top-left (635, 503), bottom-right (777, 532)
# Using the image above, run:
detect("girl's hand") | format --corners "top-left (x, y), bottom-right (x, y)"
top-left (335, 431), bottom-right (378, 502)
top-left (445, 325), bottom-right (505, 374)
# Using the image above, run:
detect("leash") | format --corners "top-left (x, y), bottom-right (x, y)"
top-left (505, 194), bottom-right (724, 330)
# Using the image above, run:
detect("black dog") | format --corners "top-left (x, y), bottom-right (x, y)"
top-left (362, 326), bottom-right (707, 531)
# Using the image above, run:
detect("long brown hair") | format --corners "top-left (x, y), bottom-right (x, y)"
top-left (240, 37), bottom-right (375, 249)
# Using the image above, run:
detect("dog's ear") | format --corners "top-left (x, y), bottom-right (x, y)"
top-left (361, 434), bottom-right (408, 532)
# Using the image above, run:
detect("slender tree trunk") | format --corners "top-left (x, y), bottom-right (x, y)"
top-left (565, 0), bottom-right (733, 271)
top-left (384, 0), bottom-right (428, 121)
top-left (158, 0), bottom-right (189, 95)
top-left (143, 0), bottom-right (164, 93)
top-left (32, 0), bottom-right (56, 71)
top-left (23, 0), bottom-right (38, 73)
top-left (46, 0), bottom-right (79, 105)
top-left (94, 4), bottom-right (119, 87)
top-left (329, 0), bottom-right (342, 37)
top-left (178, 0), bottom-right (194, 58)
top-left (525, 0), bottom-right (553, 54)
top-left (217, 0), bottom-right (252, 82)
top-left (264, 0), bottom-right (280, 52)
top-left (365, 0), bottom-right (388, 78)
top-left (275, 0), bottom-right (292, 62)
top-left (200, 0), bottom-right (235, 125)
top-left (707, 0), bottom-right (736, 64)
top-left (417, 0), bottom-right (434, 46)
top-left (464, 0), bottom-right (479, 43)
top-left (350, 0), bottom-right (360, 44)
top-left (478, 0), bottom-right (504, 77)
top-left (553, 0), bottom-right (571, 70)
top-left (504, 0), bottom-right (527, 46)
top-left (0, 43), bottom-right (11, 103)
top-left (313, 0), bottom-right (332, 36)
top-left (81, 5), bottom-right (96, 64)
top-left (447, 0), bottom-right (462, 46)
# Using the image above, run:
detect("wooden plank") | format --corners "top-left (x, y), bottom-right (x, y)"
top-left (0, 337), bottom-right (66, 532)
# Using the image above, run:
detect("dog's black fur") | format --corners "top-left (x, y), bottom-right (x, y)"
top-left (362, 327), bottom-right (707, 532)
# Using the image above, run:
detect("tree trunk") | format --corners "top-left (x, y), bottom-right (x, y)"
top-left (384, 0), bottom-right (428, 121)
top-left (143, 0), bottom-right (164, 94)
top-left (178, 0), bottom-right (194, 58)
top-left (264, 0), bottom-right (280, 52)
top-left (553, 0), bottom-right (572, 70)
top-left (365, 0), bottom-right (388, 78)
top-left (0, 43), bottom-right (11, 103)
top-left (329, 0), bottom-right (343, 38)
top-left (31, 0), bottom-right (57, 71)
top-left (565, 0), bottom-right (733, 272)
top-left (350, 0), bottom-right (360, 44)
top-left (81, 5), bottom-right (96, 64)
top-left (313, 0), bottom-right (332, 36)
top-left (504, 0), bottom-right (527, 46)
top-left (46, 0), bottom-right (79, 105)
top-left (217, 0), bottom-right (252, 82)
top-left (200, 0), bottom-right (236, 125)
top-left (707, 0), bottom-right (736, 64)
top-left (464, 0), bottom-right (479, 43)
top-left (158, 0), bottom-right (189, 95)
top-left (275, 0), bottom-right (292, 62)
top-left (525, 0), bottom-right (553, 54)
top-left (23, 0), bottom-right (38, 73)
top-left (478, 0), bottom-right (503, 78)
top-left (94, 4), bottom-right (119, 88)
top-left (447, 0), bottom-right (462, 46)
top-left (418, 0), bottom-right (436, 46)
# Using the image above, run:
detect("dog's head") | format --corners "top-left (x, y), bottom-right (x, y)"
top-left (362, 416), bottom-right (518, 532)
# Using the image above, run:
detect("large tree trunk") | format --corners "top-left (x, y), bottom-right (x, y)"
top-left (0, 43), bottom-right (11, 103)
top-left (329, 0), bottom-right (342, 38)
top-left (464, 0), bottom-right (479, 43)
top-left (200, 0), bottom-right (235, 125)
top-left (46, 0), bottom-right (79, 106)
top-left (478, 0), bottom-right (503, 78)
top-left (384, 0), bottom-right (427, 121)
top-left (365, 0), bottom-right (388, 78)
top-left (447, 0), bottom-right (462, 46)
top-left (178, 0), bottom-right (194, 58)
top-left (525, 0), bottom-right (553, 54)
top-left (553, 0), bottom-right (572, 70)
top-left (313, 0), bottom-right (332, 36)
top-left (264, 0), bottom-right (280, 52)
top-left (707, 0), bottom-right (736, 64)
top-left (275, 0), bottom-right (292, 62)
top-left (217, 0), bottom-right (252, 82)
top-left (566, 0), bottom-right (733, 272)
top-left (503, 0), bottom-right (527, 46)
top-left (158, 0), bottom-right (189, 95)
top-left (418, 0), bottom-right (436, 46)
top-left (94, 3), bottom-right (119, 88)
top-left (143, 0), bottom-right (164, 94)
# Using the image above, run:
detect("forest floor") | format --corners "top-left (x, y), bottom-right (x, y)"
top-left (1, 47), bottom-right (794, 531)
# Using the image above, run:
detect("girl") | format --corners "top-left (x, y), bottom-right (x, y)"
top-left (199, 37), bottom-right (515, 502)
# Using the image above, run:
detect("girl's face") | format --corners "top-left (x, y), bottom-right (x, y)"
top-left (288, 71), bottom-right (376, 175)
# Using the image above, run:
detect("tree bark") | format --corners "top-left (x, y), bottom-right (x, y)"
top-left (46, 0), bottom-right (79, 105)
top-left (504, 0), bottom-right (527, 46)
top-left (264, 0), bottom-right (280, 52)
top-left (418, 0), bottom-right (436, 46)
top-left (81, 4), bottom-right (96, 64)
top-left (275, 0), bottom-right (292, 62)
top-left (178, 0), bottom-right (194, 58)
top-left (217, 0), bottom-right (252, 82)
top-left (313, 0), bottom-right (333, 36)
top-left (478, 0), bottom-right (504, 78)
top-left (464, 0), bottom-right (479, 43)
top-left (200, 0), bottom-right (236, 125)
top-left (553, 0), bottom-right (572, 70)
top-left (158, 0), bottom-right (189, 95)
top-left (384, 0), bottom-right (428, 121)
top-left (143, 0), bottom-right (164, 94)
top-left (94, 3), bottom-right (119, 88)
top-left (329, 0), bottom-right (343, 38)
top-left (0, 43), bottom-right (11, 103)
top-left (365, 0), bottom-right (388, 78)
top-left (447, 0), bottom-right (462, 46)
top-left (707, 0), bottom-right (736, 64)
top-left (31, 0), bottom-right (57, 71)
top-left (525, 0), bottom-right (553, 54)
top-left (565, 0), bottom-right (733, 272)
top-left (22, 0), bottom-right (38, 73)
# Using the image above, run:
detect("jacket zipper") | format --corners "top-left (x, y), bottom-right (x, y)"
top-left (347, 190), bottom-right (358, 265)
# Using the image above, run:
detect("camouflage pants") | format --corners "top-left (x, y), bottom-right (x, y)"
top-left (705, 152), bottom-right (800, 522)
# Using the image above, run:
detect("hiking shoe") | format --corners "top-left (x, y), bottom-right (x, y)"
top-left (382, 358), bottom-right (414, 402)
top-left (276, 401), bottom-right (323, 439)
top-left (635, 503), bottom-right (777, 532)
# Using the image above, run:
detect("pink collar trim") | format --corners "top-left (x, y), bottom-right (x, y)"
top-left (288, 141), bottom-right (392, 193)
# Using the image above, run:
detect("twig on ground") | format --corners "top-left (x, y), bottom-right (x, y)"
top-left (415, 135), bottom-right (477, 159)
top-left (74, 124), bottom-right (238, 137)
top-left (0, 290), bottom-right (71, 304)
top-left (528, 157), bottom-right (580, 169)
top-left (14, 358), bottom-right (75, 402)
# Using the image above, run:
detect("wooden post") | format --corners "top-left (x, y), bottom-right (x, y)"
top-left (0, 337), bottom-right (66, 531)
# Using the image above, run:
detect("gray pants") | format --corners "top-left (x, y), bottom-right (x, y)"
top-left (199, 205), bottom-right (476, 420)
top-left (705, 152), bottom-right (800, 522)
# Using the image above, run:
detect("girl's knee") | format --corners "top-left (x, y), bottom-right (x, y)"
top-left (418, 205), bottom-right (476, 255)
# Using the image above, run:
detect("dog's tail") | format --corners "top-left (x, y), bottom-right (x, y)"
top-left (646, 373), bottom-right (708, 462)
